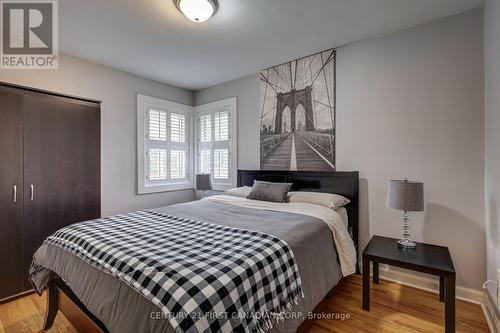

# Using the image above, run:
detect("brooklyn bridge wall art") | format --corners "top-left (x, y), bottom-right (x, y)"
top-left (260, 48), bottom-right (336, 171)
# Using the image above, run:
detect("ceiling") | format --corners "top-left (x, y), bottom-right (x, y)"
top-left (59, 0), bottom-right (483, 90)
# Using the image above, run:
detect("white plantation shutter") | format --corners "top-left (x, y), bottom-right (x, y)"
top-left (169, 112), bottom-right (188, 182)
top-left (213, 111), bottom-right (230, 179)
top-left (148, 149), bottom-right (167, 180)
top-left (200, 149), bottom-right (211, 174)
top-left (170, 150), bottom-right (186, 179)
top-left (196, 98), bottom-right (237, 190)
top-left (198, 114), bottom-right (213, 175)
top-left (214, 111), bottom-right (229, 141)
top-left (170, 113), bottom-right (185, 143)
top-left (213, 149), bottom-right (229, 179)
top-left (138, 94), bottom-right (193, 194)
top-left (148, 109), bottom-right (167, 141)
top-left (200, 114), bottom-right (212, 143)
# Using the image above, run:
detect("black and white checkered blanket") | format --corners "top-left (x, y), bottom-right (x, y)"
top-left (44, 210), bottom-right (303, 333)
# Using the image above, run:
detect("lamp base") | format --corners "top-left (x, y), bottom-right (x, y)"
top-left (398, 239), bottom-right (416, 248)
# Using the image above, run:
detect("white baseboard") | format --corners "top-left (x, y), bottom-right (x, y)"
top-left (483, 291), bottom-right (500, 333)
top-left (377, 266), bottom-right (484, 304)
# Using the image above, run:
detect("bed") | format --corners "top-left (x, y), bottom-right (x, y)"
top-left (30, 170), bottom-right (359, 333)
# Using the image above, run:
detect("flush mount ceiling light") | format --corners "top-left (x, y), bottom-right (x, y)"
top-left (174, 0), bottom-right (218, 23)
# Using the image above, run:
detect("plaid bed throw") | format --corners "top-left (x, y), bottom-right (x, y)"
top-left (44, 210), bottom-right (303, 333)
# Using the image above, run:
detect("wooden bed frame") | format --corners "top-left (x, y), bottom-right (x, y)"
top-left (43, 170), bottom-right (359, 333)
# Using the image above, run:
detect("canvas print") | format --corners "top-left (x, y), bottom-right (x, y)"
top-left (260, 48), bottom-right (336, 171)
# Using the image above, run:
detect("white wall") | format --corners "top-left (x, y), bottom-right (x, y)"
top-left (196, 9), bottom-right (485, 290)
top-left (485, 0), bottom-right (500, 305)
top-left (0, 53), bottom-right (195, 216)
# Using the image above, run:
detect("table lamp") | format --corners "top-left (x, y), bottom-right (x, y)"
top-left (196, 174), bottom-right (212, 198)
top-left (387, 179), bottom-right (424, 248)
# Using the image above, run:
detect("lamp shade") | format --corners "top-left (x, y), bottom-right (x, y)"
top-left (386, 180), bottom-right (424, 212)
top-left (196, 174), bottom-right (212, 191)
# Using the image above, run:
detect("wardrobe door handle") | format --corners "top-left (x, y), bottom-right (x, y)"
top-left (13, 185), bottom-right (17, 203)
top-left (30, 184), bottom-right (34, 201)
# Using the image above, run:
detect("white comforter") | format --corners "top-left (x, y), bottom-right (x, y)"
top-left (207, 195), bottom-right (357, 276)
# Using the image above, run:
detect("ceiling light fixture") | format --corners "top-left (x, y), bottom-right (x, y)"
top-left (174, 0), bottom-right (218, 23)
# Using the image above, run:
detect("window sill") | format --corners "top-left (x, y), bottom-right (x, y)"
top-left (138, 182), bottom-right (194, 195)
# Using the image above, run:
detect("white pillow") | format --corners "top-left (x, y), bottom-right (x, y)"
top-left (223, 186), bottom-right (252, 198)
top-left (288, 191), bottom-right (350, 210)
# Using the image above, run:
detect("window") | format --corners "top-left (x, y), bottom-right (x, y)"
top-left (195, 97), bottom-right (237, 191)
top-left (137, 94), bottom-right (193, 194)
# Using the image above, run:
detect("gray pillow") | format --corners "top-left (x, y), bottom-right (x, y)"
top-left (247, 180), bottom-right (293, 203)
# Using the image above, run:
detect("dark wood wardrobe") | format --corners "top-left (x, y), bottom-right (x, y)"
top-left (0, 83), bottom-right (101, 300)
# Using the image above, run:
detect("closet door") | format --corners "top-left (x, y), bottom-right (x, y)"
top-left (22, 92), bottom-right (101, 289)
top-left (0, 86), bottom-right (24, 299)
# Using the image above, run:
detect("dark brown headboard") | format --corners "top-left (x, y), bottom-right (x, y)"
top-left (237, 169), bottom-right (359, 271)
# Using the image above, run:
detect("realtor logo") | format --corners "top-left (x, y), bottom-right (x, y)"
top-left (1, 0), bottom-right (58, 69)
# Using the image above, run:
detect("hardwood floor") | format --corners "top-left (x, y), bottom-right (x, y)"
top-left (0, 292), bottom-right (76, 333)
top-left (306, 276), bottom-right (489, 333)
top-left (0, 275), bottom-right (489, 333)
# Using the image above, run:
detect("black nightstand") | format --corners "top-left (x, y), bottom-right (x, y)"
top-left (362, 235), bottom-right (456, 333)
